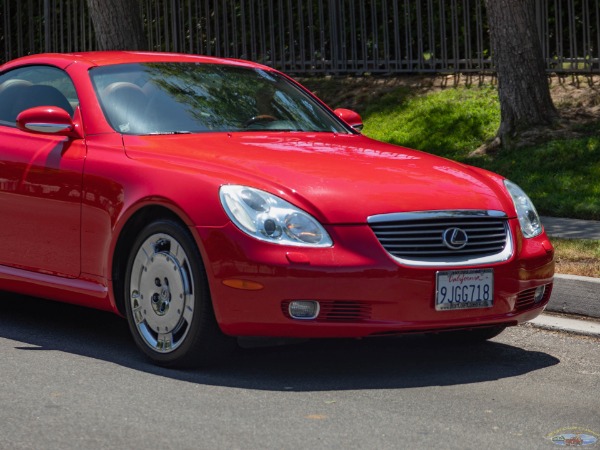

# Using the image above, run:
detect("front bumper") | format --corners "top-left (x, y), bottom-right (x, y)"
top-left (194, 219), bottom-right (555, 338)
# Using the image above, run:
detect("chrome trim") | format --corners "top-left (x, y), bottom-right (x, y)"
top-left (368, 210), bottom-right (508, 224)
top-left (368, 210), bottom-right (513, 268)
top-left (24, 122), bottom-right (72, 133)
top-left (442, 227), bottom-right (469, 250)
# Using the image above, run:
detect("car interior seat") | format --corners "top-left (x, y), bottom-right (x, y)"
top-left (0, 82), bottom-right (74, 125)
top-left (101, 82), bottom-right (149, 134)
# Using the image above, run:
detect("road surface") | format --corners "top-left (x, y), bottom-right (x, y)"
top-left (1, 294), bottom-right (598, 450)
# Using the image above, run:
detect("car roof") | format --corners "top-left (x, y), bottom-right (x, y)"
top-left (1, 51), bottom-right (271, 72)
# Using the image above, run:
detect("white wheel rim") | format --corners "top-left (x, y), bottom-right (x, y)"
top-left (129, 233), bottom-right (195, 353)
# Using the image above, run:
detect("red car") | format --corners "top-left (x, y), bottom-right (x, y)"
top-left (0, 52), bottom-right (554, 367)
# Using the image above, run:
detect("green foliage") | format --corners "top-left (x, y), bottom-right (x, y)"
top-left (362, 87), bottom-right (500, 159)
top-left (465, 137), bottom-right (600, 220)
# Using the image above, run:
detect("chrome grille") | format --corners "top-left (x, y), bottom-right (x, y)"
top-left (368, 210), bottom-right (512, 267)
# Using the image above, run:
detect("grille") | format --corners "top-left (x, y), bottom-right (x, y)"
top-left (368, 211), bottom-right (511, 266)
top-left (282, 300), bottom-right (371, 322)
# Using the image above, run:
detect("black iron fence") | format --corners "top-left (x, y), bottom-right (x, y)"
top-left (2, 0), bottom-right (600, 74)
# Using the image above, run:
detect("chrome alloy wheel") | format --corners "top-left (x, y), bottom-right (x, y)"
top-left (129, 233), bottom-right (194, 353)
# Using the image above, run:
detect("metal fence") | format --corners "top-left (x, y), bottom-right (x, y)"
top-left (145, 0), bottom-right (492, 73)
top-left (2, 0), bottom-right (600, 74)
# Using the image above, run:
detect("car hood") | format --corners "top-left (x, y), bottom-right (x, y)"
top-left (123, 133), bottom-right (514, 224)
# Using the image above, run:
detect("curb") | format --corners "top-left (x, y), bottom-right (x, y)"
top-left (546, 274), bottom-right (600, 319)
top-left (528, 313), bottom-right (600, 338)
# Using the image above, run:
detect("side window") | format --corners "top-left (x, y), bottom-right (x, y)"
top-left (0, 66), bottom-right (79, 126)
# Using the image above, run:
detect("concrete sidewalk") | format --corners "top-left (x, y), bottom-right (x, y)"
top-left (541, 216), bottom-right (600, 240)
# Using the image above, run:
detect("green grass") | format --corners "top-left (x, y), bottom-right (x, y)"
top-left (318, 83), bottom-right (600, 220)
top-left (465, 137), bottom-right (600, 220)
top-left (362, 86), bottom-right (500, 160)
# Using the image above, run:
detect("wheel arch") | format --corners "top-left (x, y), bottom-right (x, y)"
top-left (111, 204), bottom-right (191, 316)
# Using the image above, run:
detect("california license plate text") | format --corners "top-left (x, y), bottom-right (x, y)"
top-left (436, 269), bottom-right (494, 311)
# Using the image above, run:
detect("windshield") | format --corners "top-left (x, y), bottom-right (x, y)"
top-left (90, 62), bottom-right (349, 135)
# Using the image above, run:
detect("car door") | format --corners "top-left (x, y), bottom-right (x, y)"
top-left (0, 65), bottom-right (84, 278)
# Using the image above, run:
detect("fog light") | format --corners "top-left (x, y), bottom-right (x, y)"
top-left (288, 301), bottom-right (320, 320)
top-left (534, 285), bottom-right (546, 303)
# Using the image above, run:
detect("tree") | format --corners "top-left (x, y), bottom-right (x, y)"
top-left (483, 0), bottom-right (559, 150)
top-left (86, 0), bottom-right (148, 51)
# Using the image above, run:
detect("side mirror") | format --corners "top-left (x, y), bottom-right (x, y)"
top-left (334, 108), bottom-right (363, 132)
top-left (16, 106), bottom-right (75, 136)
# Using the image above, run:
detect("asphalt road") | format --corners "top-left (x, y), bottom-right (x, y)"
top-left (1, 294), bottom-right (599, 450)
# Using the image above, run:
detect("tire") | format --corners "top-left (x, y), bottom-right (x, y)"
top-left (124, 218), bottom-right (234, 368)
top-left (427, 325), bottom-right (507, 343)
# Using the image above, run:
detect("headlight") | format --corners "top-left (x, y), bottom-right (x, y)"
top-left (219, 185), bottom-right (333, 247)
top-left (504, 180), bottom-right (542, 238)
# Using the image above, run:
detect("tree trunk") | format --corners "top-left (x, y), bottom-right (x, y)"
top-left (87, 0), bottom-right (148, 51)
top-left (484, 0), bottom-right (559, 148)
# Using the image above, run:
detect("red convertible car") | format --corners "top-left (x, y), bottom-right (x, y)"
top-left (0, 52), bottom-right (554, 367)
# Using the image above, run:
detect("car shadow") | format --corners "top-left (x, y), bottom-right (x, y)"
top-left (0, 293), bottom-right (560, 391)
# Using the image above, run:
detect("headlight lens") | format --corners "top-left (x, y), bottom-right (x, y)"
top-left (219, 185), bottom-right (333, 247)
top-left (504, 180), bottom-right (542, 238)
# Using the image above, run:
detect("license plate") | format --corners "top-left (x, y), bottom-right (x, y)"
top-left (436, 269), bottom-right (494, 311)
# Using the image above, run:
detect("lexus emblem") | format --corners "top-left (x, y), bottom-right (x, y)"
top-left (442, 227), bottom-right (469, 250)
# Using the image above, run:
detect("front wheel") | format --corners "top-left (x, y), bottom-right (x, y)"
top-left (124, 219), bottom-right (233, 368)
